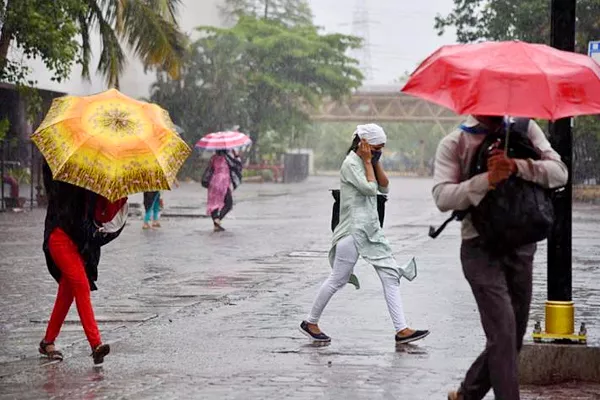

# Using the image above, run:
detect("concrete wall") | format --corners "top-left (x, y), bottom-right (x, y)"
top-left (21, 0), bottom-right (225, 98)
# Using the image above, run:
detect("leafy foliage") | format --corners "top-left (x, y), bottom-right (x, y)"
top-left (78, 0), bottom-right (187, 87)
top-left (434, 0), bottom-right (600, 53)
top-left (151, 15), bottom-right (363, 167)
top-left (0, 117), bottom-right (9, 141)
top-left (221, 0), bottom-right (313, 26)
top-left (0, 0), bottom-right (187, 88)
top-left (434, 0), bottom-right (600, 183)
top-left (0, 0), bottom-right (82, 84)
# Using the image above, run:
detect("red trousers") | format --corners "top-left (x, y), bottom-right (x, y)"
top-left (44, 228), bottom-right (101, 348)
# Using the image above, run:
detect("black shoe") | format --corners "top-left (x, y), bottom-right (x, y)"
top-left (395, 329), bottom-right (430, 344)
top-left (92, 344), bottom-right (110, 366)
top-left (299, 321), bottom-right (331, 342)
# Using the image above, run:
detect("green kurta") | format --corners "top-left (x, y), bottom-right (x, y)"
top-left (329, 152), bottom-right (417, 289)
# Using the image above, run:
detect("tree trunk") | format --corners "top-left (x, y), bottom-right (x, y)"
top-left (0, 0), bottom-right (14, 66)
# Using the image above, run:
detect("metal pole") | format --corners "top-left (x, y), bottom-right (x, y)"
top-left (548, 0), bottom-right (576, 301)
top-left (544, 0), bottom-right (577, 337)
top-left (0, 139), bottom-right (4, 211)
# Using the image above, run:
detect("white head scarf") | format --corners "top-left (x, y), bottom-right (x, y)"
top-left (353, 123), bottom-right (387, 145)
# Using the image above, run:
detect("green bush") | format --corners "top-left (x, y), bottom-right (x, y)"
top-left (8, 167), bottom-right (31, 185)
top-left (242, 169), bottom-right (260, 178)
top-left (260, 169), bottom-right (274, 182)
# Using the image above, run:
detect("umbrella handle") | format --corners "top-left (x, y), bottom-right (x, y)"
top-left (504, 121), bottom-right (511, 157)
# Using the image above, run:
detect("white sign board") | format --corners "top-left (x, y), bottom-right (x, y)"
top-left (589, 41), bottom-right (600, 64)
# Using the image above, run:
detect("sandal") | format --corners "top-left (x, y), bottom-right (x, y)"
top-left (39, 340), bottom-right (64, 361)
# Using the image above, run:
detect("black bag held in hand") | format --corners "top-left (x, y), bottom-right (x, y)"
top-left (201, 164), bottom-right (213, 189)
top-left (81, 194), bottom-right (125, 247)
top-left (429, 118), bottom-right (555, 251)
top-left (330, 189), bottom-right (387, 232)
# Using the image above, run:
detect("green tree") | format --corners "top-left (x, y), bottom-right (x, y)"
top-left (150, 33), bottom-right (249, 143)
top-left (152, 15), bottom-right (363, 166)
top-left (79, 0), bottom-right (187, 87)
top-left (201, 17), bottom-right (363, 159)
top-left (221, 0), bottom-right (312, 26)
top-left (434, 0), bottom-right (600, 53)
top-left (434, 0), bottom-right (600, 183)
top-left (0, 0), bottom-right (187, 88)
top-left (0, 0), bottom-right (82, 84)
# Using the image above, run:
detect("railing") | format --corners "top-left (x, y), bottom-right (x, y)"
top-left (0, 138), bottom-right (43, 211)
top-left (245, 163), bottom-right (285, 183)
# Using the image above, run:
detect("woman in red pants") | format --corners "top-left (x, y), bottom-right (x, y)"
top-left (38, 161), bottom-right (127, 365)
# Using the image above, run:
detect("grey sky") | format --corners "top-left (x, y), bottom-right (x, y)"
top-left (26, 0), bottom-right (457, 96)
top-left (309, 0), bottom-right (457, 84)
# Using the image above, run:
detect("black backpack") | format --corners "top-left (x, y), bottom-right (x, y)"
top-left (331, 189), bottom-right (387, 232)
top-left (429, 119), bottom-right (555, 252)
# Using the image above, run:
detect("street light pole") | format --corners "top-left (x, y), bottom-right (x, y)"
top-left (542, 0), bottom-right (580, 340)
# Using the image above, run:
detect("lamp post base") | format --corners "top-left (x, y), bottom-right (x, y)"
top-left (532, 301), bottom-right (587, 344)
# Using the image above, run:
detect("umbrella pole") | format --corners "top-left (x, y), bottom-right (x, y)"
top-left (531, 0), bottom-right (585, 345)
top-left (504, 119), bottom-right (511, 157)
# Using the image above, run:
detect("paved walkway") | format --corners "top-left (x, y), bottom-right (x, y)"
top-left (1, 178), bottom-right (600, 399)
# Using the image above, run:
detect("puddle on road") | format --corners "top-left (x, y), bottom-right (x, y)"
top-left (30, 313), bottom-right (157, 324)
top-left (288, 251), bottom-right (328, 258)
top-left (395, 343), bottom-right (428, 355)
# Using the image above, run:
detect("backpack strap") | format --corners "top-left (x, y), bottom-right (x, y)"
top-left (428, 210), bottom-right (469, 238)
top-left (511, 118), bottom-right (531, 136)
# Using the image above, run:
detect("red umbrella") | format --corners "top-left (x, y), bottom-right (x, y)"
top-left (401, 41), bottom-right (600, 120)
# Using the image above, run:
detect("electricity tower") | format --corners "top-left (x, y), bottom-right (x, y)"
top-left (350, 0), bottom-right (373, 82)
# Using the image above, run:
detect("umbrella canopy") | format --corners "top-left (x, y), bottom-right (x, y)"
top-left (401, 41), bottom-right (600, 120)
top-left (195, 131), bottom-right (252, 151)
top-left (32, 89), bottom-right (191, 201)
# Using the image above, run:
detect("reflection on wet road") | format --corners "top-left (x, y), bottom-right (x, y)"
top-left (1, 178), bottom-right (600, 399)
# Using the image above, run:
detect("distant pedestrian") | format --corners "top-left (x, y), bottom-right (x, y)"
top-left (204, 150), bottom-right (243, 232)
top-left (300, 124), bottom-right (429, 344)
top-left (39, 161), bottom-right (128, 365)
top-left (143, 191), bottom-right (162, 229)
top-left (433, 116), bottom-right (568, 400)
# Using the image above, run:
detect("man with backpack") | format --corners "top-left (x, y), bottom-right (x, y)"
top-left (433, 115), bottom-right (568, 400)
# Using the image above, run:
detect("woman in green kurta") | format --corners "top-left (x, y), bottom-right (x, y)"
top-left (300, 124), bottom-right (429, 344)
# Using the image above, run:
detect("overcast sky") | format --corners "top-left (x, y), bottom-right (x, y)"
top-left (26, 0), bottom-right (458, 96)
top-left (309, 0), bottom-right (457, 84)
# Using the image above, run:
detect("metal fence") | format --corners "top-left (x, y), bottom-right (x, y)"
top-left (0, 138), bottom-right (44, 211)
top-left (573, 131), bottom-right (600, 185)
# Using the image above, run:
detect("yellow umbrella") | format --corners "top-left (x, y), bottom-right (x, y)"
top-left (32, 89), bottom-right (191, 201)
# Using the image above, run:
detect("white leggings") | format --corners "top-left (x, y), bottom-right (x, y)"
top-left (307, 235), bottom-right (408, 332)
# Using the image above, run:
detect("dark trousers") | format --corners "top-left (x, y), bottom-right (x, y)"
top-left (211, 189), bottom-right (233, 221)
top-left (459, 239), bottom-right (536, 400)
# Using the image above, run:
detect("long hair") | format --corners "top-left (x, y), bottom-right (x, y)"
top-left (347, 135), bottom-right (360, 155)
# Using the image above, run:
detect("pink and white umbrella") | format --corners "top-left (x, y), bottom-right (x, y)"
top-left (194, 131), bottom-right (252, 152)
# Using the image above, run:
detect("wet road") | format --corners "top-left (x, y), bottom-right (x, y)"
top-left (1, 177), bottom-right (600, 399)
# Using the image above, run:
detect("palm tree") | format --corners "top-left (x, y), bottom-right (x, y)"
top-left (79, 0), bottom-right (187, 88)
top-left (0, 0), bottom-right (186, 88)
